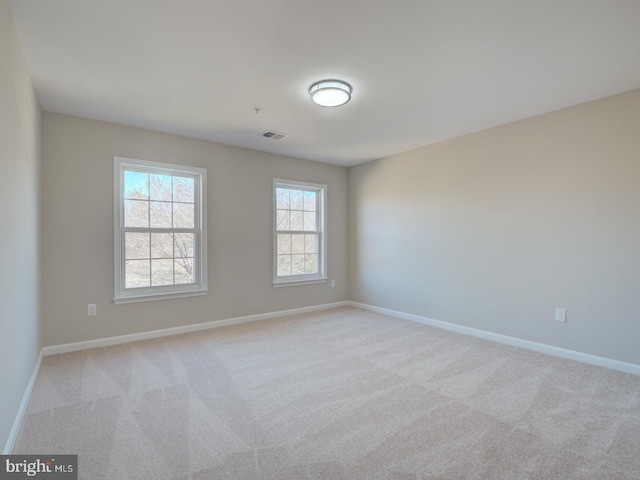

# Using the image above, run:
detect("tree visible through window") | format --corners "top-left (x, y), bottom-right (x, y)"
top-left (273, 179), bottom-right (326, 286)
top-left (114, 157), bottom-right (207, 303)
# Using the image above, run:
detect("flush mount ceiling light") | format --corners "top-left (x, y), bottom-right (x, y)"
top-left (309, 79), bottom-right (352, 107)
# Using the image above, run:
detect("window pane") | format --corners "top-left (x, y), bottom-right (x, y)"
top-left (174, 233), bottom-right (194, 258)
top-left (125, 260), bottom-right (150, 288)
top-left (276, 210), bottom-right (289, 231)
top-left (276, 188), bottom-right (289, 209)
top-left (173, 176), bottom-right (194, 203)
top-left (292, 234), bottom-right (304, 254)
top-left (291, 254), bottom-right (305, 275)
top-left (277, 234), bottom-right (291, 254)
top-left (124, 171), bottom-right (148, 200)
top-left (290, 211), bottom-right (303, 230)
top-left (173, 203), bottom-right (194, 229)
top-left (125, 232), bottom-right (150, 259)
top-left (305, 253), bottom-right (318, 273)
top-left (305, 234), bottom-right (318, 254)
top-left (151, 233), bottom-right (173, 258)
top-left (303, 191), bottom-right (316, 211)
top-left (175, 258), bottom-right (195, 284)
top-left (124, 200), bottom-right (149, 228)
top-left (303, 212), bottom-right (316, 231)
top-left (277, 255), bottom-right (291, 277)
top-left (151, 259), bottom-right (174, 286)
top-left (290, 190), bottom-right (303, 210)
top-left (150, 201), bottom-right (172, 228)
top-left (150, 174), bottom-right (172, 201)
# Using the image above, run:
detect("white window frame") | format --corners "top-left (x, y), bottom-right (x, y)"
top-left (273, 178), bottom-right (327, 287)
top-left (113, 156), bottom-right (208, 304)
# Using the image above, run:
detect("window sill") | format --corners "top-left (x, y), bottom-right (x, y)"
top-left (273, 278), bottom-right (327, 288)
top-left (113, 289), bottom-right (208, 304)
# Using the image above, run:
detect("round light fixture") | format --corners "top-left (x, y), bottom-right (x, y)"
top-left (309, 79), bottom-right (352, 107)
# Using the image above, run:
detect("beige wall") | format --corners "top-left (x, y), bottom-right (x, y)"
top-left (349, 89), bottom-right (640, 365)
top-left (41, 112), bottom-right (349, 346)
top-left (0, 0), bottom-right (41, 449)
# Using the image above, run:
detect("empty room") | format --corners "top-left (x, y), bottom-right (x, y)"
top-left (1, 1), bottom-right (639, 479)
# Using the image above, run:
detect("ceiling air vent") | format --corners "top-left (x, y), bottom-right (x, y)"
top-left (259, 130), bottom-right (288, 140)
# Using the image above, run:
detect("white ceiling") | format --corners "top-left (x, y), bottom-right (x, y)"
top-left (8, 1), bottom-right (640, 167)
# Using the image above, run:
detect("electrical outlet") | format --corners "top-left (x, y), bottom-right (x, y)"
top-left (87, 304), bottom-right (97, 316)
top-left (555, 308), bottom-right (566, 322)
top-left (331, 280), bottom-right (335, 288)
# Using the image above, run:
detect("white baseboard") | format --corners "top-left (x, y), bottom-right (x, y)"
top-left (3, 350), bottom-right (43, 454)
top-left (42, 301), bottom-right (349, 356)
top-left (348, 301), bottom-right (640, 376)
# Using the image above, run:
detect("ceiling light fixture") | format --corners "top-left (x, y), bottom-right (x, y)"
top-left (309, 79), bottom-right (352, 107)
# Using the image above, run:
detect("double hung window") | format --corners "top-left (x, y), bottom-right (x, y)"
top-left (273, 179), bottom-right (327, 286)
top-left (114, 157), bottom-right (207, 303)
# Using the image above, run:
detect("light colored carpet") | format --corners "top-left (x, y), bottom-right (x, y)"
top-left (13, 307), bottom-right (640, 479)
